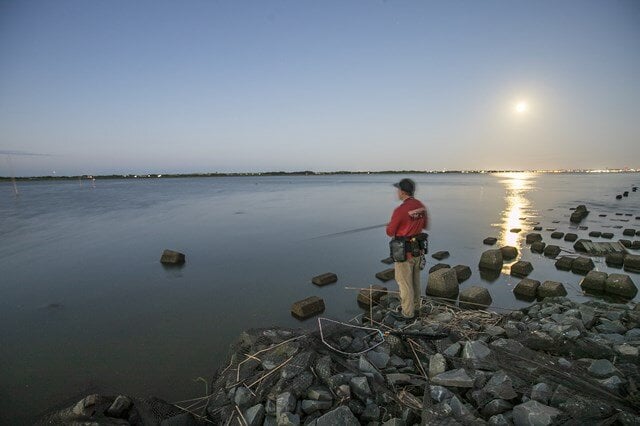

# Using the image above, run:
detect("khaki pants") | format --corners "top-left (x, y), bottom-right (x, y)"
top-left (394, 256), bottom-right (422, 317)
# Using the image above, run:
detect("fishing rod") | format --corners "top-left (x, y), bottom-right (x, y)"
top-left (308, 223), bottom-right (388, 240)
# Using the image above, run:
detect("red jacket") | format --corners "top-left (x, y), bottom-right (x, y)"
top-left (386, 197), bottom-right (428, 238)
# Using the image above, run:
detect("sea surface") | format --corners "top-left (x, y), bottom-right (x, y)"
top-left (1, 173), bottom-right (639, 423)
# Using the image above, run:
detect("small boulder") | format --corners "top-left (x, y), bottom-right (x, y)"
top-left (315, 406), bottom-right (359, 426)
top-left (571, 256), bottom-right (595, 275)
top-left (512, 400), bottom-right (562, 426)
top-left (605, 274), bottom-right (638, 299)
top-left (428, 353), bottom-right (447, 378)
top-left (564, 233), bottom-right (578, 242)
top-left (452, 265), bottom-right (472, 283)
top-left (160, 249), bottom-right (185, 265)
top-left (312, 272), bottom-right (338, 286)
top-left (531, 241), bottom-right (546, 254)
top-left (291, 296), bottom-right (325, 320)
top-left (500, 246), bottom-right (518, 261)
top-left (624, 254), bottom-right (640, 273)
top-left (459, 286), bottom-right (492, 310)
top-left (431, 369), bottom-right (474, 388)
top-left (526, 233), bottom-right (542, 244)
top-left (537, 281), bottom-right (567, 298)
top-left (375, 268), bottom-right (395, 282)
top-left (479, 249), bottom-right (503, 271)
top-left (514, 279), bottom-right (540, 300)
top-left (543, 245), bottom-right (561, 258)
top-left (426, 268), bottom-right (459, 299)
top-left (428, 263), bottom-right (450, 273)
top-left (483, 237), bottom-right (498, 245)
top-left (432, 251), bottom-right (450, 260)
top-left (510, 261), bottom-right (533, 278)
top-left (580, 271), bottom-right (608, 292)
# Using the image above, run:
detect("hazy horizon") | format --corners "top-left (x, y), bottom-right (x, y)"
top-left (1, 1), bottom-right (639, 176)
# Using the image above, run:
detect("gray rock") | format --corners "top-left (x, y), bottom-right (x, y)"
top-left (484, 370), bottom-right (517, 400)
top-left (530, 383), bottom-right (553, 405)
top-left (543, 245), bottom-right (561, 258)
top-left (550, 384), bottom-right (571, 407)
top-left (357, 285), bottom-right (387, 306)
top-left (510, 261), bottom-right (533, 278)
top-left (277, 412), bottom-right (300, 426)
top-left (453, 264), bottom-right (472, 283)
top-left (571, 257), bottom-right (595, 275)
top-left (588, 359), bottom-right (618, 378)
top-left (160, 249), bottom-right (185, 264)
top-left (429, 353), bottom-right (447, 378)
top-left (429, 263), bottom-right (451, 273)
top-left (479, 249), bottom-right (504, 271)
top-left (307, 386), bottom-right (332, 401)
top-left (526, 233), bottom-right (543, 244)
top-left (311, 272), bottom-right (338, 286)
top-left (431, 368), bottom-right (475, 388)
top-left (375, 268), bottom-right (395, 282)
top-left (599, 375), bottom-right (625, 394)
top-left (366, 350), bottom-right (390, 369)
top-left (488, 414), bottom-right (511, 426)
top-left (276, 392), bottom-right (296, 417)
top-left (462, 341), bottom-right (492, 362)
top-left (615, 343), bottom-right (639, 358)
top-left (484, 237), bottom-right (498, 245)
top-left (605, 274), bottom-right (638, 299)
top-left (512, 400), bottom-right (561, 426)
top-left (382, 419), bottom-right (406, 426)
top-left (314, 406), bottom-right (359, 426)
top-left (537, 281), bottom-right (567, 298)
top-left (484, 325), bottom-right (506, 337)
top-left (243, 404), bottom-right (265, 426)
top-left (443, 342), bottom-right (461, 357)
top-left (459, 286), bottom-right (492, 310)
top-left (500, 246), bottom-right (518, 261)
top-left (301, 399), bottom-right (332, 414)
top-left (105, 395), bottom-right (132, 418)
top-left (349, 376), bottom-right (371, 401)
top-left (360, 403), bottom-right (380, 422)
top-left (282, 351), bottom-right (315, 379)
top-left (513, 279), bottom-right (540, 299)
top-left (550, 231), bottom-right (564, 239)
top-left (554, 256), bottom-right (574, 271)
top-left (426, 267), bottom-right (460, 299)
top-left (606, 253), bottom-right (625, 268)
top-left (580, 271), bottom-right (608, 292)
top-left (429, 385), bottom-right (454, 402)
top-left (579, 305), bottom-right (596, 328)
top-left (482, 399), bottom-right (513, 417)
top-left (385, 373), bottom-right (411, 386)
top-left (235, 387), bottom-right (253, 408)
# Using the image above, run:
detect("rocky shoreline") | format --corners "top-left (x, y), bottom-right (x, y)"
top-left (40, 294), bottom-right (640, 425)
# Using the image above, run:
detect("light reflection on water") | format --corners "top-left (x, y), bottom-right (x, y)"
top-left (493, 172), bottom-right (537, 255)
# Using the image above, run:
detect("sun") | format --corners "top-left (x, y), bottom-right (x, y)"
top-left (515, 101), bottom-right (528, 114)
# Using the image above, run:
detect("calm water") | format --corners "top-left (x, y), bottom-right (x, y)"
top-left (1, 173), bottom-right (639, 423)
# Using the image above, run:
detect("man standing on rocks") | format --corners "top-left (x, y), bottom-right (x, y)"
top-left (386, 178), bottom-right (428, 320)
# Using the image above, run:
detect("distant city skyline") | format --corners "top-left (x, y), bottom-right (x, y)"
top-left (1, 0), bottom-right (639, 176)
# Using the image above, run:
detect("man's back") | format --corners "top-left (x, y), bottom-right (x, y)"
top-left (386, 197), bottom-right (427, 238)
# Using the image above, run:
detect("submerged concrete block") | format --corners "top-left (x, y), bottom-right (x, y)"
top-left (459, 286), bottom-right (492, 310)
top-left (500, 246), bottom-right (518, 261)
top-left (426, 268), bottom-right (459, 299)
top-left (375, 268), bottom-right (395, 282)
top-left (514, 279), bottom-right (540, 299)
top-left (479, 249), bottom-right (503, 271)
top-left (160, 249), bottom-right (185, 265)
top-left (510, 261), bottom-right (533, 278)
top-left (537, 281), bottom-right (567, 298)
top-left (312, 272), bottom-right (338, 286)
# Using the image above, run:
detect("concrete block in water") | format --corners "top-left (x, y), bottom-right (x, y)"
top-left (291, 296), bottom-right (325, 320)
top-left (602, 232), bottom-right (614, 239)
top-left (375, 268), bottom-right (395, 282)
top-left (605, 274), bottom-right (638, 299)
top-left (429, 263), bottom-right (450, 273)
top-left (510, 228), bottom-right (522, 233)
top-left (160, 249), bottom-right (185, 264)
top-left (624, 254), bottom-right (640, 273)
top-left (311, 272), bottom-right (337, 286)
top-left (483, 237), bottom-right (497, 245)
top-left (537, 281), bottom-right (567, 298)
top-left (526, 233), bottom-right (542, 244)
top-left (606, 253), bottom-right (625, 268)
top-left (510, 261), bottom-right (533, 278)
top-left (564, 233), bottom-right (578, 242)
top-left (571, 257), bottom-right (595, 275)
top-left (452, 264), bottom-right (472, 283)
top-left (432, 250), bottom-right (450, 260)
top-left (580, 271), bottom-right (608, 292)
top-left (555, 256), bottom-right (575, 271)
top-left (357, 285), bottom-right (387, 306)
top-left (426, 268), bottom-right (459, 299)
top-left (514, 279), bottom-right (540, 299)
top-left (588, 231), bottom-right (601, 238)
top-left (500, 246), bottom-right (518, 261)
top-left (543, 245), bottom-right (561, 258)
top-left (531, 241), bottom-right (546, 254)
top-left (459, 286), bottom-right (492, 310)
top-left (479, 249), bottom-right (503, 271)
top-left (550, 232), bottom-right (564, 239)
top-left (533, 226), bottom-right (543, 231)
top-left (623, 228), bottom-right (636, 236)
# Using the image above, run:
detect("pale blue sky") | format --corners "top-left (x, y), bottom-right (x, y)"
top-left (1, 0), bottom-right (639, 176)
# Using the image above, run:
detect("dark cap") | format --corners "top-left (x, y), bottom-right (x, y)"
top-left (393, 178), bottom-right (415, 196)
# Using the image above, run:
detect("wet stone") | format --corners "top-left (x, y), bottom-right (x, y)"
top-left (512, 400), bottom-right (562, 426)
top-left (160, 249), bottom-right (185, 265)
top-left (452, 264), bottom-right (472, 283)
top-left (543, 245), bottom-right (561, 258)
top-left (571, 256), bottom-right (595, 275)
top-left (428, 353), bottom-right (447, 378)
top-left (510, 228), bottom-right (522, 233)
top-left (432, 250), bottom-right (450, 260)
top-left (482, 399), bottom-right (512, 417)
top-left (500, 246), bottom-right (518, 261)
top-left (533, 226), bottom-right (543, 231)
top-left (426, 267), bottom-right (459, 299)
top-left (349, 376), bottom-right (371, 401)
top-left (573, 239), bottom-right (593, 252)
top-left (314, 406), bottom-right (360, 426)
top-left (589, 231), bottom-right (602, 238)
top-left (484, 370), bottom-right (517, 400)
top-left (588, 359), bottom-right (617, 378)
top-left (513, 279), bottom-right (540, 299)
top-left (564, 233), bottom-right (578, 242)
top-left (526, 233), bottom-right (543, 244)
top-left (243, 404), bottom-right (265, 426)
top-left (623, 228), bottom-right (636, 236)
top-left (550, 231), bottom-right (564, 239)
top-left (357, 285), bottom-right (387, 306)
top-left (530, 383), bottom-right (553, 405)
top-left (580, 271), bottom-right (608, 292)
top-left (606, 253), bottom-right (625, 268)
top-left (429, 263), bottom-right (450, 273)
top-left (462, 341), bottom-right (492, 363)
top-left (291, 297), bottom-right (325, 320)
top-left (538, 281), bottom-right (567, 298)
top-left (459, 286), bottom-right (492, 310)
top-left (431, 368), bottom-right (475, 388)
top-left (605, 274), bottom-right (638, 299)
top-left (624, 254), bottom-right (640, 274)
top-left (311, 272), bottom-right (337, 286)
top-left (429, 385), bottom-right (454, 403)
top-left (479, 249), bottom-right (504, 271)
top-left (510, 261), bottom-right (533, 278)
top-left (602, 232), bottom-right (614, 239)
top-left (483, 237), bottom-right (498, 245)
top-left (375, 268), bottom-right (395, 282)
top-left (531, 241), bottom-right (546, 254)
